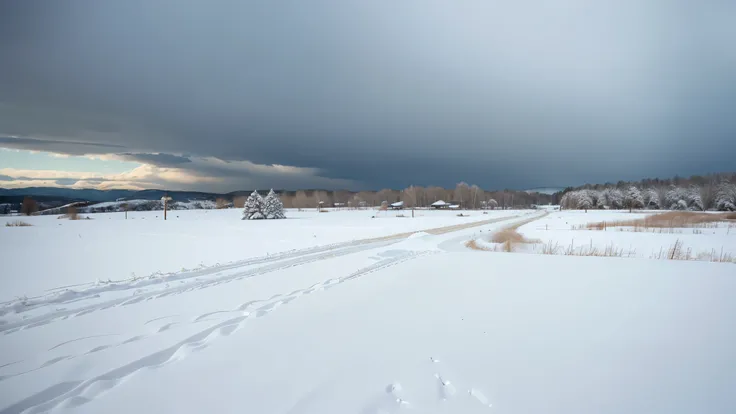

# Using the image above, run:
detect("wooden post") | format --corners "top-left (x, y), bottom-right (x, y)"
top-left (161, 195), bottom-right (172, 220)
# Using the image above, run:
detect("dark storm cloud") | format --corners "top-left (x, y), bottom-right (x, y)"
top-left (0, 136), bottom-right (125, 152)
top-left (118, 153), bottom-right (192, 167)
top-left (1, 0), bottom-right (735, 191)
top-left (0, 174), bottom-right (13, 181)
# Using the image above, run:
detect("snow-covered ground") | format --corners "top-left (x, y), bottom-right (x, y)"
top-left (474, 210), bottom-right (736, 262)
top-left (0, 209), bottom-right (518, 301)
top-left (1, 209), bottom-right (735, 413)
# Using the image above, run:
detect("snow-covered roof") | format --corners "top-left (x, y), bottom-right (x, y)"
top-left (449, 205), bottom-right (460, 209)
top-left (431, 200), bottom-right (448, 206)
top-left (390, 201), bottom-right (404, 207)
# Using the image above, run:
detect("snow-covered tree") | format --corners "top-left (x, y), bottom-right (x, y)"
top-left (686, 186), bottom-right (704, 211)
top-left (665, 186), bottom-right (687, 210)
top-left (576, 191), bottom-right (593, 211)
top-left (624, 186), bottom-right (644, 211)
top-left (585, 190), bottom-right (600, 209)
top-left (643, 188), bottom-right (660, 209)
top-left (715, 180), bottom-right (736, 211)
top-left (607, 188), bottom-right (624, 209)
top-left (263, 189), bottom-right (286, 219)
top-left (242, 190), bottom-right (266, 220)
top-left (597, 190), bottom-right (609, 209)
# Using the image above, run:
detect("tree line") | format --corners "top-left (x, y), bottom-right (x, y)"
top-left (560, 172), bottom-right (736, 211)
top-left (273, 183), bottom-right (556, 210)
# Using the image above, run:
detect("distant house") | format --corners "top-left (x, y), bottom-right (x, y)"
top-left (389, 201), bottom-right (404, 210)
top-left (448, 204), bottom-right (460, 209)
top-left (431, 200), bottom-right (449, 209)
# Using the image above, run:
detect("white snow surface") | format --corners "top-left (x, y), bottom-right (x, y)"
top-left (1, 209), bottom-right (735, 413)
top-left (492, 210), bottom-right (735, 260)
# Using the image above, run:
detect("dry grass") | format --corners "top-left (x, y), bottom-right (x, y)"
top-left (491, 228), bottom-right (527, 244)
top-left (585, 211), bottom-right (734, 231)
top-left (5, 220), bottom-right (32, 227)
top-left (538, 240), bottom-right (634, 257)
top-left (650, 239), bottom-right (735, 263)
top-left (472, 213), bottom-right (548, 252)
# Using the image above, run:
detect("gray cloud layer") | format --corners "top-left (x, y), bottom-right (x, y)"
top-left (1, 0), bottom-right (735, 191)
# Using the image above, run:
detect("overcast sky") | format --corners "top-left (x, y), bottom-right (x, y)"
top-left (1, 0), bottom-right (735, 192)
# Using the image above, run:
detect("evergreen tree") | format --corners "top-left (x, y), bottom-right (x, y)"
top-left (715, 180), bottom-right (736, 211)
top-left (686, 186), bottom-right (704, 211)
top-left (666, 185), bottom-right (687, 210)
top-left (263, 189), bottom-right (286, 219)
top-left (624, 186), bottom-right (644, 211)
top-left (644, 188), bottom-right (660, 209)
top-left (242, 190), bottom-right (266, 220)
top-left (576, 191), bottom-right (593, 211)
top-left (608, 189), bottom-right (624, 209)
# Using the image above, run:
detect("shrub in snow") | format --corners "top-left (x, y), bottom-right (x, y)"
top-left (263, 189), bottom-right (286, 219)
top-left (715, 180), bottom-right (736, 211)
top-left (242, 191), bottom-right (266, 220)
top-left (624, 186), bottom-right (644, 211)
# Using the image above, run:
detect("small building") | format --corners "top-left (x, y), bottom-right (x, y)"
top-left (431, 200), bottom-right (449, 209)
top-left (389, 201), bottom-right (404, 210)
top-left (448, 204), bottom-right (460, 209)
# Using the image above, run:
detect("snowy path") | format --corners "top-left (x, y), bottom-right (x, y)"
top-left (0, 212), bottom-right (532, 330)
top-left (0, 213), bottom-right (547, 414)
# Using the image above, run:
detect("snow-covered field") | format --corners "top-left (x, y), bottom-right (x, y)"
top-left (1, 209), bottom-right (735, 413)
top-left (474, 210), bottom-right (736, 262)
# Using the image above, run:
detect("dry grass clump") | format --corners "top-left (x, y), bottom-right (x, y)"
top-left (491, 228), bottom-right (526, 244)
top-left (5, 220), bottom-right (33, 227)
top-left (586, 211), bottom-right (734, 231)
top-left (539, 240), bottom-right (634, 257)
top-left (651, 239), bottom-right (735, 263)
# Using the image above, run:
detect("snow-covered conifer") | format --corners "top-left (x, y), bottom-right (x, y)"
top-left (242, 190), bottom-right (265, 220)
top-left (576, 191), bottom-right (593, 210)
top-left (644, 188), bottom-right (660, 209)
top-left (263, 189), bottom-right (286, 219)
top-left (715, 180), bottom-right (736, 211)
top-left (607, 188), bottom-right (624, 209)
top-left (686, 186), bottom-right (703, 211)
top-left (624, 186), bottom-right (644, 211)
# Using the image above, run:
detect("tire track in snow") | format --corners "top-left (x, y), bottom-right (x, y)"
top-left (1, 214), bottom-right (524, 335)
top-left (0, 251), bottom-right (432, 414)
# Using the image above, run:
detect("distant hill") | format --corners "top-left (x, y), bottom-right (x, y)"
top-left (0, 187), bottom-right (226, 205)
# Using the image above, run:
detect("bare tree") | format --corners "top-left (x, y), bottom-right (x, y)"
top-left (402, 186), bottom-right (418, 208)
top-left (21, 197), bottom-right (38, 216)
top-left (469, 184), bottom-right (483, 209)
top-left (232, 196), bottom-right (246, 209)
top-left (454, 182), bottom-right (471, 208)
top-left (215, 198), bottom-right (230, 209)
top-left (294, 190), bottom-right (314, 209)
top-left (425, 186), bottom-right (445, 203)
